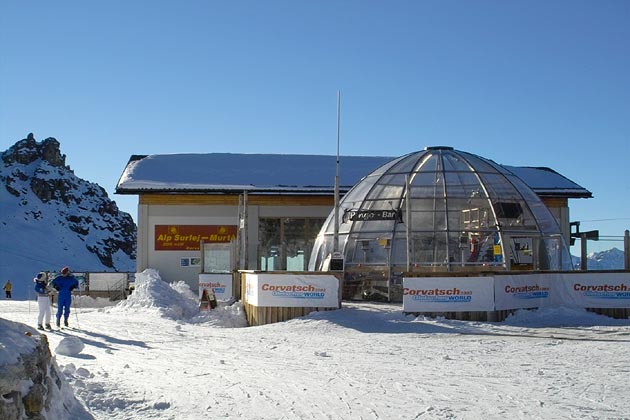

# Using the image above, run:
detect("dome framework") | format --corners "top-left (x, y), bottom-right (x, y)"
top-left (309, 147), bottom-right (573, 301)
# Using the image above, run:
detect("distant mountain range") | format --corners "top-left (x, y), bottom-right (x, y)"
top-left (572, 247), bottom-right (625, 270)
top-left (0, 134), bottom-right (136, 299)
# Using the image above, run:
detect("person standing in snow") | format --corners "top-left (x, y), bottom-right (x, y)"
top-left (3, 280), bottom-right (11, 298)
top-left (51, 266), bottom-right (79, 328)
top-left (34, 272), bottom-right (53, 330)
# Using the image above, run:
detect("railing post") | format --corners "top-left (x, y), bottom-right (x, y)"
top-left (624, 230), bottom-right (630, 271)
top-left (580, 233), bottom-right (587, 271)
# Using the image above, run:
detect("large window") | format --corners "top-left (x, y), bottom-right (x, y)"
top-left (259, 218), bottom-right (325, 271)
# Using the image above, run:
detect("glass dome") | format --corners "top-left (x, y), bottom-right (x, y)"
top-left (309, 147), bottom-right (573, 301)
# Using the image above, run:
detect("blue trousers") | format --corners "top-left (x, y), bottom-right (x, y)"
top-left (56, 294), bottom-right (71, 320)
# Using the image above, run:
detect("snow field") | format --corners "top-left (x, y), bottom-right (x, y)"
top-left (1, 269), bottom-right (630, 419)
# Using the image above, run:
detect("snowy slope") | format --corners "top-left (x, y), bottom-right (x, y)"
top-left (2, 269), bottom-right (630, 419)
top-left (0, 134), bottom-right (136, 299)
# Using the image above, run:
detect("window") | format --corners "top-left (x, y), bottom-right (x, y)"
top-left (259, 218), bottom-right (325, 271)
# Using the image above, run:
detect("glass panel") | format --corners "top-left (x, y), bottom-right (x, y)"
top-left (366, 183), bottom-right (405, 201)
top-left (408, 197), bottom-right (447, 213)
top-left (414, 153), bottom-right (439, 173)
top-left (340, 176), bottom-right (379, 207)
top-left (409, 170), bottom-right (441, 187)
top-left (284, 218), bottom-right (306, 271)
top-left (409, 210), bottom-right (447, 231)
top-left (460, 152), bottom-right (511, 174)
top-left (510, 177), bottom-right (561, 233)
top-left (442, 153), bottom-right (473, 172)
top-left (542, 235), bottom-right (572, 270)
top-left (410, 232), bottom-right (448, 265)
top-left (262, 217), bottom-right (326, 271)
top-left (368, 155), bottom-right (407, 176)
top-left (309, 234), bottom-right (333, 270)
top-left (464, 231), bottom-right (501, 264)
top-left (350, 236), bottom-right (377, 264)
top-left (390, 237), bottom-right (407, 265)
top-left (203, 243), bottom-right (231, 273)
top-left (477, 173), bottom-right (521, 199)
top-left (319, 211), bottom-right (336, 234)
top-left (444, 172), bottom-right (486, 198)
top-left (259, 219), bottom-right (281, 270)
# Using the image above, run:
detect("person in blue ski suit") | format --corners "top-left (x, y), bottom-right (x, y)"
top-left (51, 266), bottom-right (79, 327)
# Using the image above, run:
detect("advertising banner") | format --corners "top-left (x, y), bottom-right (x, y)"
top-left (494, 274), bottom-right (553, 310)
top-left (402, 277), bottom-right (495, 312)
top-left (245, 273), bottom-right (339, 308)
top-left (155, 225), bottom-right (237, 251)
top-left (555, 272), bottom-right (630, 308)
top-left (198, 273), bottom-right (233, 302)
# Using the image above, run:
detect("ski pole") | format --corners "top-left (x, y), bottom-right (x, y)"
top-left (73, 288), bottom-right (81, 329)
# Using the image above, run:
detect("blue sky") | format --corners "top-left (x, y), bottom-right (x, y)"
top-left (1, 1), bottom-right (629, 252)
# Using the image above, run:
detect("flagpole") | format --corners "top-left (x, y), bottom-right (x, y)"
top-left (333, 91), bottom-right (340, 253)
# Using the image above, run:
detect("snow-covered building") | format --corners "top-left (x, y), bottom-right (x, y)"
top-left (116, 153), bottom-right (391, 289)
top-left (115, 149), bottom-right (591, 295)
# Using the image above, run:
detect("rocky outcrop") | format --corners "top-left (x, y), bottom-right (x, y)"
top-left (0, 134), bottom-right (136, 268)
top-left (0, 320), bottom-right (93, 420)
top-left (2, 133), bottom-right (66, 168)
top-left (1, 333), bottom-right (59, 419)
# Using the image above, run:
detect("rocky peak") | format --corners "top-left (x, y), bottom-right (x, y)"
top-left (0, 134), bottom-right (136, 270)
top-left (2, 133), bottom-right (66, 168)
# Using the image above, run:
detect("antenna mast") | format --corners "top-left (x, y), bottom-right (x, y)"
top-left (333, 91), bottom-right (340, 253)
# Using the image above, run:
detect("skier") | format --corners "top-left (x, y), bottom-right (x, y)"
top-left (3, 280), bottom-right (11, 299)
top-left (51, 266), bottom-right (79, 328)
top-left (34, 272), bottom-right (53, 330)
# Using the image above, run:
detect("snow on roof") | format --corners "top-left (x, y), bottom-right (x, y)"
top-left (116, 153), bottom-right (591, 198)
top-left (116, 153), bottom-right (394, 194)
top-left (505, 166), bottom-right (592, 198)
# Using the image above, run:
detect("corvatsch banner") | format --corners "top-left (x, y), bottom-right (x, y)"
top-left (402, 277), bottom-right (495, 312)
top-left (155, 225), bottom-right (237, 251)
top-left (245, 273), bottom-right (339, 308)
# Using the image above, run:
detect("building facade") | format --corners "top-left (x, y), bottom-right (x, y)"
top-left (116, 151), bottom-right (590, 294)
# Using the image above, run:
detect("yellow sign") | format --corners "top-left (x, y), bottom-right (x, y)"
top-left (493, 245), bottom-right (502, 256)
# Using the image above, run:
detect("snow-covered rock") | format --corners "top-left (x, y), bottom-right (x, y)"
top-left (55, 337), bottom-right (86, 356)
top-left (0, 318), bottom-right (93, 419)
top-left (0, 133), bottom-right (136, 299)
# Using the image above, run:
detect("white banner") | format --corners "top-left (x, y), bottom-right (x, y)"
top-left (555, 272), bottom-right (630, 309)
top-left (494, 274), bottom-right (553, 310)
top-left (245, 273), bottom-right (339, 308)
top-left (199, 273), bottom-right (233, 302)
top-left (402, 277), bottom-right (495, 312)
